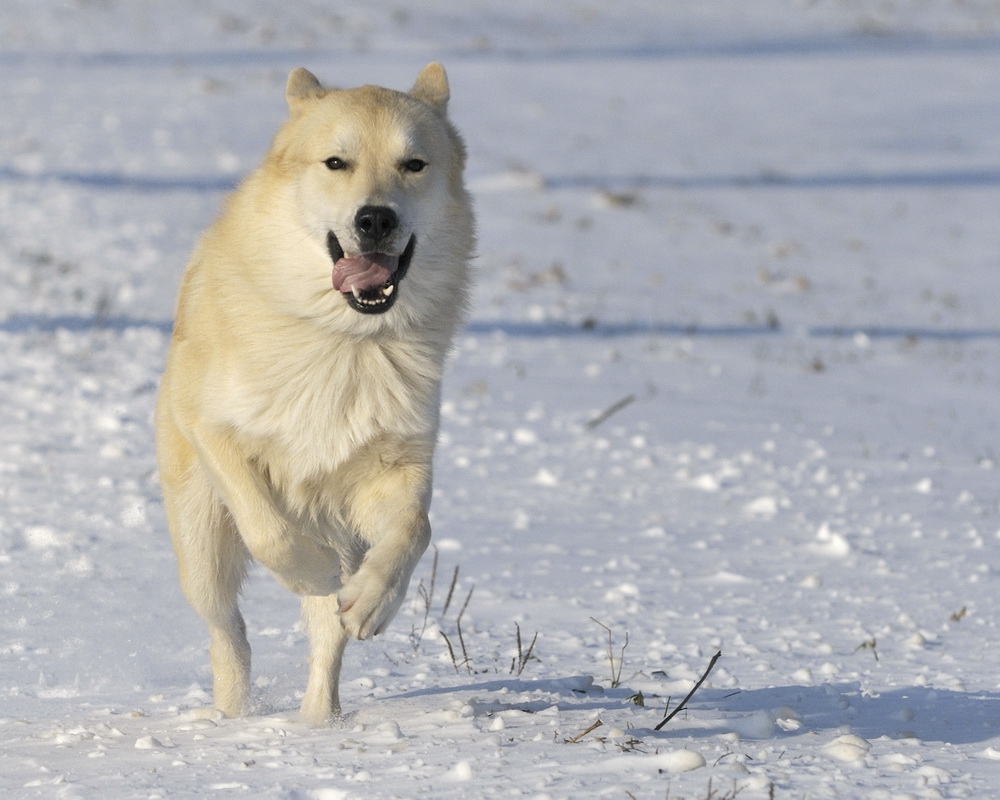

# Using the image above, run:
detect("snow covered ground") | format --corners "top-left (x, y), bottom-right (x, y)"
top-left (3, 1), bottom-right (1000, 797)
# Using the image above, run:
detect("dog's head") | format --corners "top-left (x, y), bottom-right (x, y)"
top-left (266, 64), bottom-right (472, 323)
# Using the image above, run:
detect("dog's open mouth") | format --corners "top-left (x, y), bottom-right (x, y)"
top-left (328, 232), bottom-right (415, 315)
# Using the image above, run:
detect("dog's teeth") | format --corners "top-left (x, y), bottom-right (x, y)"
top-left (381, 284), bottom-right (394, 297)
top-left (351, 286), bottom-right (361, 299)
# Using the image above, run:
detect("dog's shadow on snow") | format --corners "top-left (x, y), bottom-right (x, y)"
top-left (392, 676), bottom-right (1000, 745)
top-left (672, 683), bottom-right (1000, 746)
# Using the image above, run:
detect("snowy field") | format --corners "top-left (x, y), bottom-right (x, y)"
top-left (4, 1), bottom-right (1000, 797)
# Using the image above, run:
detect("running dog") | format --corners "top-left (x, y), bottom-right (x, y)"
top-left (156, 64), bottom-right (474, 724)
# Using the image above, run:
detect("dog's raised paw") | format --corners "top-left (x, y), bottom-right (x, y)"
top-left (337, 569), bottom-right (405, 640)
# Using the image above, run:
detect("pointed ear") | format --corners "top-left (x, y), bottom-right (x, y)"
top-left (285, 67), bottom-right (324, 111)
top-left (410, 62), bottom-right (450, 112)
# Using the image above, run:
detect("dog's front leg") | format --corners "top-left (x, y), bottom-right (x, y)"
top-left (338, 510), bottom-right (430, 640)
top-left (337, 457), bottom-right (433, 640)
top-left (191, 428), bottom-right (341, 596)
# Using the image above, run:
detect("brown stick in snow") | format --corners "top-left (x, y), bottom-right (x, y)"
top-left (654, 650), bottom-right (722, 731)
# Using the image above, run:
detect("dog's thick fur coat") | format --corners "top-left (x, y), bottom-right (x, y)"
top-left (155, 64), bottom-right (474, 723)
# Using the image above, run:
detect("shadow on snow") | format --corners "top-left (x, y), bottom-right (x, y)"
top-left (4, 164), bottom-right (1000, 195)
top-left (2, 32), bottom-right (1000, 69)
top-left (668, 683), bottom-right (1000, 747)
top-left (392, 675), bottom-right (1000, 746)
top-left (3, 314), bottom-right (1000, 343)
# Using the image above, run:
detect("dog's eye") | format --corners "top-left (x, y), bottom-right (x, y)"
top-left (324, 157), bottom-right (347, 171)
top-left (403, 158), bottom-right (427, 173)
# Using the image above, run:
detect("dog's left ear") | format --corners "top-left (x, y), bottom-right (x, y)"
top-left (410, 62), bottom-right (450, 113)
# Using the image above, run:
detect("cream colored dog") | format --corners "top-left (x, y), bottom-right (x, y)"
top-left (155, 64), bottom-right (474, 724)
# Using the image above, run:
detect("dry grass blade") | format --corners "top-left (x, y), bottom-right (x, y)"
top-left (427, 547), bottom-right (439, 607)
top-left (654, 650), bottom-right (722, 731)
top-left (565, 718), bottom-right (603, 744)
top-left (451, 584), bottom-right (475, 674)
top-left (440, 630), bottom-right (460, 672)
top-left (510, 623), bottom-right (539, 676)
top-left (455, 584), bottom-right (474, 626)
top-left (590, 617), bottom-right (628, 688)
top-left (441, 564), bottom-right (459, 617)
top-left (409, 548), bottom-right (440, 651)
top-left (585, 394), bottom-right (636, 431)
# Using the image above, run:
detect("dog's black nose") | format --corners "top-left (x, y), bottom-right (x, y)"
top-left (355, 205), bottom-right (398, 249)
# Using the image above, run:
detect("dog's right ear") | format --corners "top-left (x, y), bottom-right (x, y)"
top-left (286, 68), bottom-right (325, 111)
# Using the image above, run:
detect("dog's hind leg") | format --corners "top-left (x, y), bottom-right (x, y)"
top-left (208, 599), bottom-right (252, 718)
top-left (163, 456), bottom-right (252, 718)
top-left (300, 594), bottom-right (350, 725)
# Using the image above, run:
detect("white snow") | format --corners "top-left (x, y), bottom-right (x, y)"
top-left (823, 733), bottom-right (873, 763)
top-left (4, 1), bottom-right (1000, 798)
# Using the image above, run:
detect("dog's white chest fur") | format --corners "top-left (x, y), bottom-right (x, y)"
top-left (219, 332), bottom-right (442, 507)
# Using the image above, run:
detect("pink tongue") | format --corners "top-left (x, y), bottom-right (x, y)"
top-left (332, 253), bottom-right (399, 293)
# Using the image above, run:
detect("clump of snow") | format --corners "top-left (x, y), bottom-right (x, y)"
top-left (823, 734), bottom-right (872, 763)
top-left (744, 496), bottom-right (780, 517)
top-left (727, 709), bottom-right (776, 739)
top-left (808, 522), bottom-right (852, 558)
